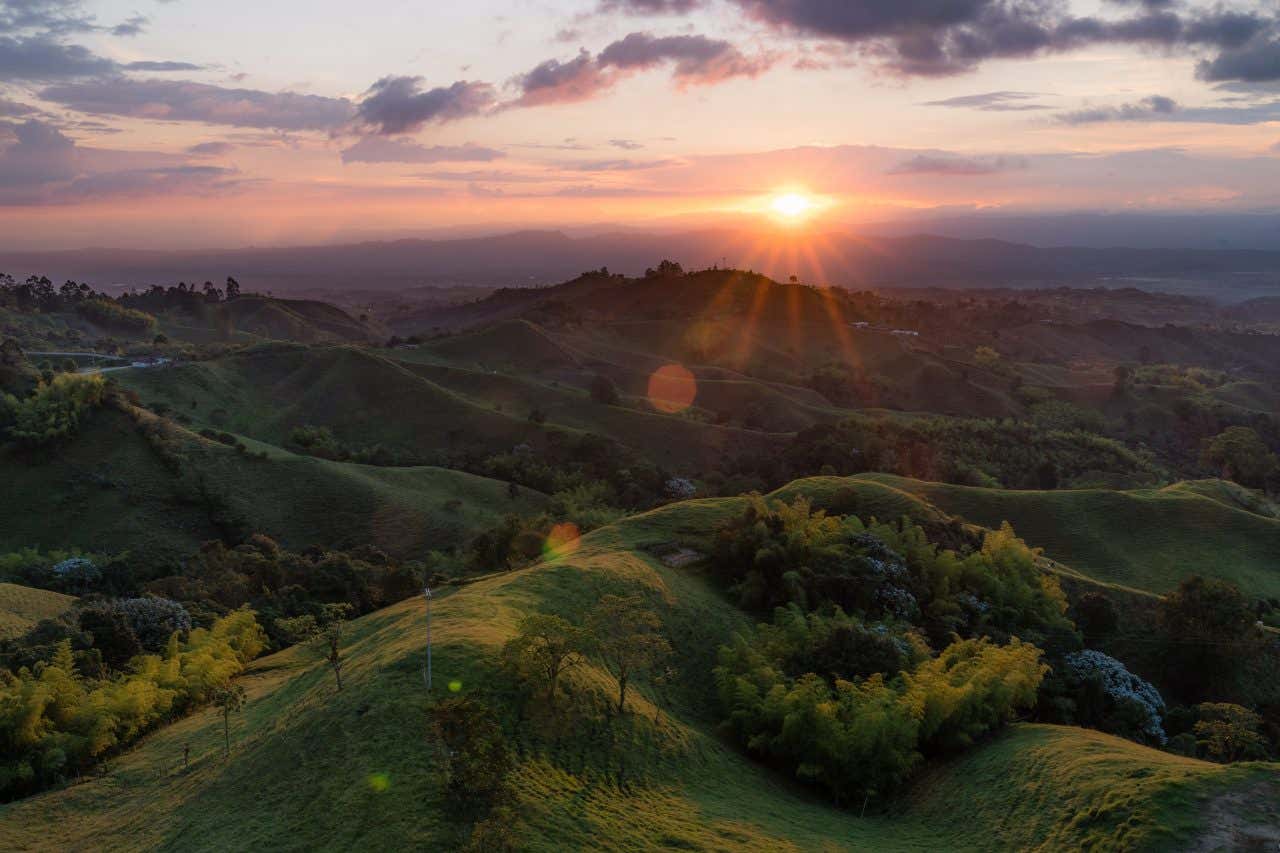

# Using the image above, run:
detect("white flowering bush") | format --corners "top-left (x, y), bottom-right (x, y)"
top-left (664, 477), bottom-right (697, 499)
top-left (113, 597), bottom-right (193, 651)
top-left (51, 556), bottom-right (101, 590)
top-left (1063, 650), bottom-right (1167, 744)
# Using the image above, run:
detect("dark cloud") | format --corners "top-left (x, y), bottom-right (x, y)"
top-left (355, 76), bottom-right (495, 135)
top-left (40, 77), bottom-right (356, 130)
top-left (110, 13), bottom-right (147, 37)
top-left (1059, 94), bottom-right (1178, 124)
top-left (0, 0), bottom-right (95, 35)
top-left (514, 51), bottom-right (613, 106)
top-left (597, 32), bottom-right (772, 83)
top-left (1059, 94), bottom-right (1280, 125)
top-left (610, 138), bottom-right (644, 149)
top-left (339, 137), bottom-right (504, 164)
top-left (1199, 37), bottom-right (1280, 83)
top-left (921, 90), bottom-right (1051, 110)
top-left (888, 153), bottom-right (1028, 175)
top-left (513, 31), bottom-right (772, 106)
top-left (186, 140), bottom-right (235, 156)
top-left (123, 60), bottom-right (203, 72)
top-left (0, 35), bottom-right (115, 80)
top-left (610, 0), bottom-right (1280, 80)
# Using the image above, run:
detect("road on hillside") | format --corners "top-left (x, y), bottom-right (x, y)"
top-left (26, 351), bottom-right (170, 374)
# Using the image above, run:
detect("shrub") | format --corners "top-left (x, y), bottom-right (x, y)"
top-left (0, 373), bottom-right (105, 447)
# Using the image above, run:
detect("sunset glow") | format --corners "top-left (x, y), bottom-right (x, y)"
top-left (771, 193), bottom-right (813, 220)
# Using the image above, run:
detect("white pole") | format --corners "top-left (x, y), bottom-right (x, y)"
top-left (423, 585), bottom-right (433, 691)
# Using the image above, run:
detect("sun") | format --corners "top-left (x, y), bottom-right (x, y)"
top-left (770, 192), bottom-right (813, 219)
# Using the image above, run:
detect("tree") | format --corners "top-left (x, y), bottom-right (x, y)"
top-left (78, 606), bottom-right (142, 670)
top-left (113, 597), bottom-right (193, 651)
top-left (589, 374), bottom-right (620, 406)
top-left (1194, 703), bottom-right (1269, 763)
top-left (502, 613), bottom-right (590, 709)
top-left (225, 276), bottom-right (241, 300)
top-left (276, 603), bottom-right (353, 691)
top-left (1160, 576), bottom-right (1259, 701)
top-left (1201, 426), bottom-right (1278, 489)
top-left (212, 682), bottom-right (247, 758)
top-left (429, 696), bottom-right (513, 805)
top-left (588, 594), bottom-right (673, 716)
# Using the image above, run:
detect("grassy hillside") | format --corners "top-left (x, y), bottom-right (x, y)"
top-left (773, 473), bottom-right (1280, 599)
top-left (0, 583), bottom-right (76, 639)
top-left (3, 494), bottom-right (1273, 851)
top-left (0, 404), bottom-right (547, 566)
top-left (118, 344), bottom-right (781, 470)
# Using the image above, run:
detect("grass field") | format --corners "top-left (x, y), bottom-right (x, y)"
top-left (0, 404), bottom-right (548, 565)
top-left (0, 583), bottom-right (76, 639)
top-left (2, 493), bottom-right (1275, 852)
top-left (770, 473), bottom-right (1280, 599)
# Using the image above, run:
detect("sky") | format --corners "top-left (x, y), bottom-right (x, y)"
top-left (2, 0), bottom-right (1280, 249)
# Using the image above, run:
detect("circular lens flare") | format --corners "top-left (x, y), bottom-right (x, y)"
top-left (543, 522), bottom-right (581, 561)
top-left (647, 363), bottom-right (697, 413)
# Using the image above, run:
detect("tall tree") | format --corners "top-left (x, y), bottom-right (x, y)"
top-left (502, 613), bottom-right (590, 709)
top-left (212, 682), bottom-right (247, 758)
top-left (588, 594), bottom-right (672, 716)
top-left (276, 603), bottom-right (354, 691)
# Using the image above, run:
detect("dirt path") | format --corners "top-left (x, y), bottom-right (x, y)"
top-left (1188, 776), bottom-right (1280, 852)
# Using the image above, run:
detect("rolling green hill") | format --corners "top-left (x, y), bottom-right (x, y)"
top-left (117, 344), bottom-right (782, 470)
top-left (772, 473), bottom-right (1280, 599)
top-left (0, 583), bottom-right (76, 639)
top-left (2, 494), bottom-right (1274, 851)
top-left (0, 404), bottom-right (548, 566)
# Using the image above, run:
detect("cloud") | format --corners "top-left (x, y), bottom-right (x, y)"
top-left (888, 154), bottom-right (1028, 175)
top-left (110, 13), bottom-right (147, 37)
top-left (1058, 94), bottom-right (1280, 125)
top-left (567, 158), bottom-right (677, 171)
top-left (606, 0), bottom-right (1280, 80)
top-left (0, 119), bottom-right (77, 188)
top-left (0, 117), bottom-right (244, 204)
top-left (354, 76), bottom-right (495, 135)
top-left (513, 51), bottom-right (614, 106)
top-left (0, 96), bottom-right (39, 117)
top-left (513, 31), bottom-right (772, 106)
top-left (1059, 95), bottom-right (1178, 124)
top-left (598, 0), bottom-right (703, 13)
top-left (0, 0), bottom-right (95, 35)
top-left (610, 138), bottom-right (644, 149)
top-left (123, 60), bottom-right (203, 72)
top-left (186, 141), bottom-right (235, 156)
top-left (0, 35), bottom-right (116, 80)
top-left (921, 90), bottom-right (1051, 111)
top-left (40, 77), bottom-right (356, 129)
top-left (58, 165), bottom-right (242, 202)
top-left (339, 137), bottom-right (504, 164)
top-left (1198, 37), bottom-right (1280, 83)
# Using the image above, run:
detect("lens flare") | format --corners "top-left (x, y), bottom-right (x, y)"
top-left (448, 679), bottom-right (462, 693)
top-left (647, 363), bottom-right (697, 413)
top-left (543, 522), bottom-right (581, 561)
top-left (367, 773), bottom-right (390, 792)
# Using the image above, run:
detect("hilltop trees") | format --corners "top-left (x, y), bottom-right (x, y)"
top-left (1201, 426), bottom-right (1278, 490)
top-left (276, 603), bottom-right (353, 691)
top-left (588, 594), bottom-right (672, 716)
top-left (502, 614), bottom-right (590, 709)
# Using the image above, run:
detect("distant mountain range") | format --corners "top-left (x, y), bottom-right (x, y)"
top-left (4, 227), bottom-right (1280, 297)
